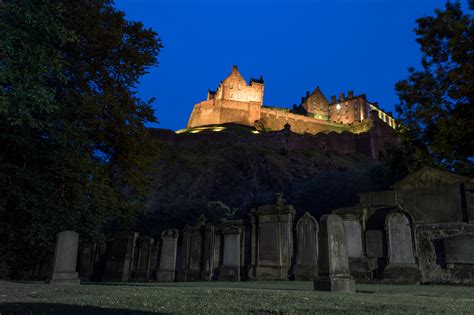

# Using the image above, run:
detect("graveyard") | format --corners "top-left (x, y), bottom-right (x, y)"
top-left (1, 280), bottom-right (474, 314)
top-left (2, 1), bottom-right (474, 314)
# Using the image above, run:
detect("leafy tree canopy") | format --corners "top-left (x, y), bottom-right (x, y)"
top-left (0, 0), bottom-right (162, 276)
top-left (395, 1), bottom-right (474, 175)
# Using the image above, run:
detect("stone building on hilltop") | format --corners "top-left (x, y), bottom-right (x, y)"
top-left (187, 66), bottom-right (397, 135)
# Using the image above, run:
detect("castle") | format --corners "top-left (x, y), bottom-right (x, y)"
top-left (187, 66), bottom-right (397, 134)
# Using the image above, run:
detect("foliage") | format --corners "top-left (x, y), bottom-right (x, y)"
top-left (395, 1), bottom-right (474, 176)
top-left (205, 201), bottom-right (237, 224)
top-left (0, 0), bottom-right (162, 276)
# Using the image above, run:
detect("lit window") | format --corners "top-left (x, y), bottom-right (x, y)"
top-left (336, 104), bottom-right (341, 110)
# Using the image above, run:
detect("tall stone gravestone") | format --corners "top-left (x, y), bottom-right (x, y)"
top-left (50, 231), bottom-right (80, 284)
top-left (78, 242), bottom-right (105, 281)
top-left (383, 211), bottom-right (421, 283)
top-left (102, 232), bottom-right (138, 282)
top-left (132, 236), bottom-right (154, 281)
top-left (201, 223), bottom-right (216, 280)
top-left (157, 229), bottom-right (179, 282)
top-left (249, 194), bottom-right (295, 280)
top-left (176, 220), bottom-right (204, 281)
top-left (343, 218), bottom-right (372, 280)
top-left (314, 214), bottom-right (355, 292)
top-left (293, 212), bottom-right (319, 280)
top-left (219, 226), bottom-right (241, 281)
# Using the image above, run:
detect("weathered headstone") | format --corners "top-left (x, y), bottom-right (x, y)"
top-left (78, 242), bottom-right (94, 281)
top-left (132, 236), bottom-right (154, 281)
top-left (443, 235), bottom-right (474, 265)
top-left (157, 229), bottom-right (179, 282)
top-left (176, 220), bottom-right (204, 281)
top-left (218, 226), bottom-right (241, 281)
top-left (102, 232), bottom-right (138, 282)
top-left (50, 231), bottom-right (80, 285)
top-left (386, 212), bottom-right (416, 264)
top-left (314, 214), bottom-right (355, 292)
top-left (78, 242), bottom-right (105, 281)
top-left (249, 194), bottom-right (295, 280)
top-left (148, 240), bottom-right (159, 280)
top-left (344, 220), bottom-right (363, 258)
top-left (293, 212), bottom-right (318, 280)
top-left (201, 223), bottom-right (216, 280)
top-left (383, 211), bottom-right (421, 283)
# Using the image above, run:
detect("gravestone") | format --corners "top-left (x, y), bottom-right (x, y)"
top-left (293, 212), bottom-right (318, 280)
top-left (387, 212), bottom-right (416, 264)
top-left (218, 226), bottom-right (241, 281)
top-left (201, 223), bottom-right (216, 280)
top-left (132, 236), bottom-right (154, 281)
top-left (314, 214), bottom-right (355, 292)
top-left (443, 235), bottom-right (474, 265)
top-left (344, 220), bottom-right (363, 258)
top-left (78, 242), bottom-right (94, 281)
top-left (50, 231), bottom-right (80, 284)
top-left (176, 220), bottom-right (204, 281)
top-left (249, 194), bottom-right (295, 280)
top-left (157, 229), bottom-right (179, 282)
top-left (383, 211), bottom-right (421, 283)
top-left (78, 242), bottom-right (105, 281)
top-left (102, 232), bottom-right (138, 282)
top-left (148, 240), bottom-right (159, 280)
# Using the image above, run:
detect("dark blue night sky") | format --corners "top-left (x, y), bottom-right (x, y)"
top-left (115, 0), bottom-right (463, 131)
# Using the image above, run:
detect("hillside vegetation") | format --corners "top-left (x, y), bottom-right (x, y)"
top-left (138, 125), bottom-right (395, 235)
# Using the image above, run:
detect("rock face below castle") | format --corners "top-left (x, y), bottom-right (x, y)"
top-left (187, 66), bottom-right (397, 135)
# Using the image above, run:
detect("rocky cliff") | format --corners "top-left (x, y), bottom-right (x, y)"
top-left (139, 124), bottom-right (395, 235)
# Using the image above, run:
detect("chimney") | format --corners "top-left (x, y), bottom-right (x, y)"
top-left (331, 95), bottom-right (336, 103)
top-left (232, 65), bottom-right (238, 72)
top-left (306, 91), bottom-right (310, 98)
top-left (339, 92), bottom-right (345, 101)
top-left (301, 97), bottom-right (305, 103)
top-left (348, 90), bottom-right (353, 98)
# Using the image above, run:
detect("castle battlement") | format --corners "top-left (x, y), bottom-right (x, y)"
top-left (187, 66), bottom-right (397, 134)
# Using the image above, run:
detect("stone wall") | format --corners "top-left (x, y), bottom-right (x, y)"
top-left (415, 223), bottom-right (474, 285)
top-left (158, 112), bottom-right (397, 160)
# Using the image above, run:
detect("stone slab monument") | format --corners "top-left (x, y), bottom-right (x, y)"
top-left (293, 212), bottom-right (318, 280)
top-left (102, 232), bottom-right (138, 282)
top-left (314, 214), bottom-right (355, 293)
top-left (50, 231), bottom-right (80, 284)
top-left (176, 218), bottom-right (206, 281)
top-left (383, 211), bottom-right (421, 283)
top-left (157, 229), bottom-right (179, 282)
top-left (249, 194), bottom-right (295, 280)
top-left (132, 236), bottom-right (154, 281)
top-left (218, 226), bottom-right (241, 281)
top-left (201, 223), bottom-right (216, 280)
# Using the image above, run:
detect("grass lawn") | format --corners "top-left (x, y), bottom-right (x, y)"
top-left (0, 280), bottom-right (473, 314)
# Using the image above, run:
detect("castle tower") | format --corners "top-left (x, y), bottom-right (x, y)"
top-left (187, 66), bottom-right (264, 128)
top-left (300, 87), bottom-right (329, 120)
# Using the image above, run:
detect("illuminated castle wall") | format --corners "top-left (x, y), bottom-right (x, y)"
top-left (187, 66), bottom-right (396, 134)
